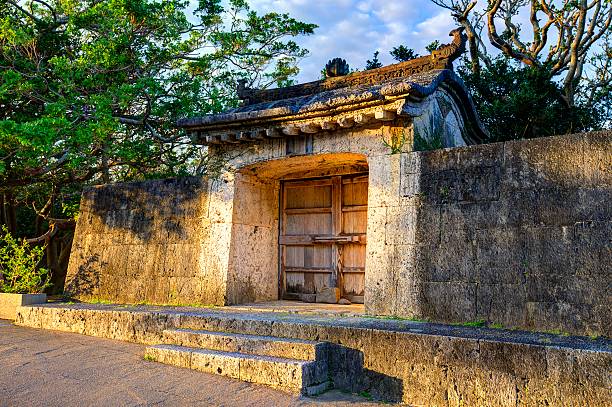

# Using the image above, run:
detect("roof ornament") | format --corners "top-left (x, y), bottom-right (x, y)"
top-left (431, 27), bottom-right (467, 63)
top-left (325, 58), bottom-right (350, 77)
top-left (232, 29), bottom-right (467, 107)
top-left (237, 79), bottom-right (256, 106)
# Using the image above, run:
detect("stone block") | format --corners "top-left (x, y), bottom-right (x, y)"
top-left (163, 328), bottom-right (325, 361)
top-left (475, 283), bottom-right (528, 327)
top-left (474, 227), bottom-right (525, 277)
top-left (420, 282), bottom-right (477, 322)
top-left (0, 294), bottom-right (47, 320)
top-left (231, 174), bottom-right (279, 227)
top-left (502, 134), bottom-right (586, 191)
top-left (348, 127), bottom-right (392, 156)
top-left (145, 344), bottom-right (191, 369)
top-left (191, 348), bottom-right (241, 378)
top-left (315, 287), bottom-right (340, 304)
top-left (368, 154), bottom-right (402, 208)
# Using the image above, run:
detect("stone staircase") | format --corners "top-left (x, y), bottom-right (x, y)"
top-left (144, 328), bottom-right (331, 395)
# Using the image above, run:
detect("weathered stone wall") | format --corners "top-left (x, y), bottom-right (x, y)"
top-left (366, 131), bottom-right (612, 337)
top-left (211, 118), bottom-right (414, 305)
top-left (65, 113), bottom-right (610, 336)
top-left (64, 177), bottom-right (226, 305)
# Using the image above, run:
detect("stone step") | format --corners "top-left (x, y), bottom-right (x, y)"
top-left (145, 344), bottom-right (330, 395)
top-left (162, 328), bottom-right (327, 361)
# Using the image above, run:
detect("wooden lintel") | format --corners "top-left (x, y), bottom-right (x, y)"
top-left (236, 131), bottom-right (253, 142)
top-left (220, 133), bottom-right (240, 144)
top-left (300, 123), bottom-right (319, 134)
top-left (266, 128), bottom-right (283, 138)
top-left (320, 120), bottom-right (337, 131)
top-left (337, 117), bottom-right (354, 128)
top-left (252, 129), bottom-right (267, 140)
top-left (205, 135), bottom-right (221, 144)
top-left (375, 109), bottom-right (396, 121)
top-left (354, 113), bottom-right (374, 125)
top-left (282, 126), bottom-right (300, 136)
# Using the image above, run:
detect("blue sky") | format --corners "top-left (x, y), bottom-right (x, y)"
top-left (248, 0), bottom-right (457, 82)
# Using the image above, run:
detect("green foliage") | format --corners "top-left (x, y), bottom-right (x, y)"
top-left (0, 0), bottom-right (316, 292)
top-left (413, 115), bottom-right (446, 152)
top-left (452, 320), bottom-right (487, 328)
top-left (413, 128), bottom-right (444, 152)
top-left (459, 57), bottom-right (601, 142)
top-left (365, 51), bottom-right (383, 70)
top-left (0, 0), bottom-right (316, 192)
top-left (0, 226), bottom-right (50, 294)
top-left (390, 45), bottom-right (419, 62)
top-left (358, 391), bottom-right (373, 400)
top-left (381, 128), bottom-right (407, 154)
top-left (425, 40), bottom-right (440, 53)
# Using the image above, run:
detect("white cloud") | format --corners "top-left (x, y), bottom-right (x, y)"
top-left (215, 0), bottom-right (460, 82)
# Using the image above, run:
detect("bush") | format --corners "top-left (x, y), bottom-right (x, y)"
top-left (459, 57), bottom-right (600, 142)
top-left (0, 226), bottom-right (50, 294)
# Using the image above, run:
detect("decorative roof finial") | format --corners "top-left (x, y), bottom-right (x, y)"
top-left (431, 27), bottom-right (467, 62)
top-left (325, 58), bottom-right (350, 77)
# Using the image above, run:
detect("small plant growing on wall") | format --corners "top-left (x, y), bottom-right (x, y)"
top-left (381, 124), bottom-right (407, 154)
top-left (0, 226), bottom-right (51, 294)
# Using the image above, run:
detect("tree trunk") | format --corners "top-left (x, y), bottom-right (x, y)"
top-left (0, 194), bottom-right (5, 227)
top-left (55, 232), bottom-right (74, 294)
top-left (4, 192), bottom-right (17, 235)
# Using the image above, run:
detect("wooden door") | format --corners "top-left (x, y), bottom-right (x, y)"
top-left (280, 174), bottom-right (367, 303)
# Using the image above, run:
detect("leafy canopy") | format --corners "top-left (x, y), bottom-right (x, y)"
top-left (459, 57), bottom-right (601, 142)
top-left (0, 0), bottom-right (316, 194)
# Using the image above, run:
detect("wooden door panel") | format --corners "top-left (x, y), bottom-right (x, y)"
top-left (285, 245), bottom-right (332, 269)
top-left (284, 213), bottom-right (332, 235)
top-left (285, 184), bottom-right (331, 209)
top-left (342, 177), bottom-right (368, 206)
top-left (342, 244), bottom-right (366, 268)
top-left (340, 175), bottom-right (367, 302)
top-left (281, 173), bottom-right (368, 303)
top-left (285, 271), bottom-right (332, 295)
top-left (342, 210), bottom-right (367, 234)
top-left (342, 273), bottom-right (365, 297)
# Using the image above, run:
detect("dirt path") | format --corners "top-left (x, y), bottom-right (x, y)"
top-left (0, 321), bottom-right (385, 407)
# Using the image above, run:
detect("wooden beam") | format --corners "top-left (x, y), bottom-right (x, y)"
top-left (300, 123), bottom-right (320, 134)
top-left (205, 135), bottom-right (221, 144)
top-left (236, 131), bottom-right (253, 142)
top-left (375, 108), bottom-right (396, 121)
top-left (252, 129), bottom-right (267, 140)
top-left (320, 120), bottom-right (337, 131)
top-left (354, 113), bottom-right (374, 125)
top-left (282, 125), bottom-right (300, 136)
top-left (220, 133), bottom-right (240, 144)
top-left (266, 128), bottom-right (283, 138)
top-left (337, 117), bottom-right (354, 128)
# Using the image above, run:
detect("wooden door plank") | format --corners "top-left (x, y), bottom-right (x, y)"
top-left (339, 174), bottom-right (368, 299)
top-left (285, 267), bottom-right (333, 273)
top-left (284, 207), bottom-right (332, 215)
top-left (330, 176), bottom-right (342, 290)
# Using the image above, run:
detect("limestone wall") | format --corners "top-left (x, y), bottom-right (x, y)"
top-left (64, 177), bottom-right (226, 305)
top-left (16, 304), bottom-right (612, 406)
top-left (367, 131), bottom-right (611, 337)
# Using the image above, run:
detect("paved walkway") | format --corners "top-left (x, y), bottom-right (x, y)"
top-left (0, 321), bottom-right (382, 407)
